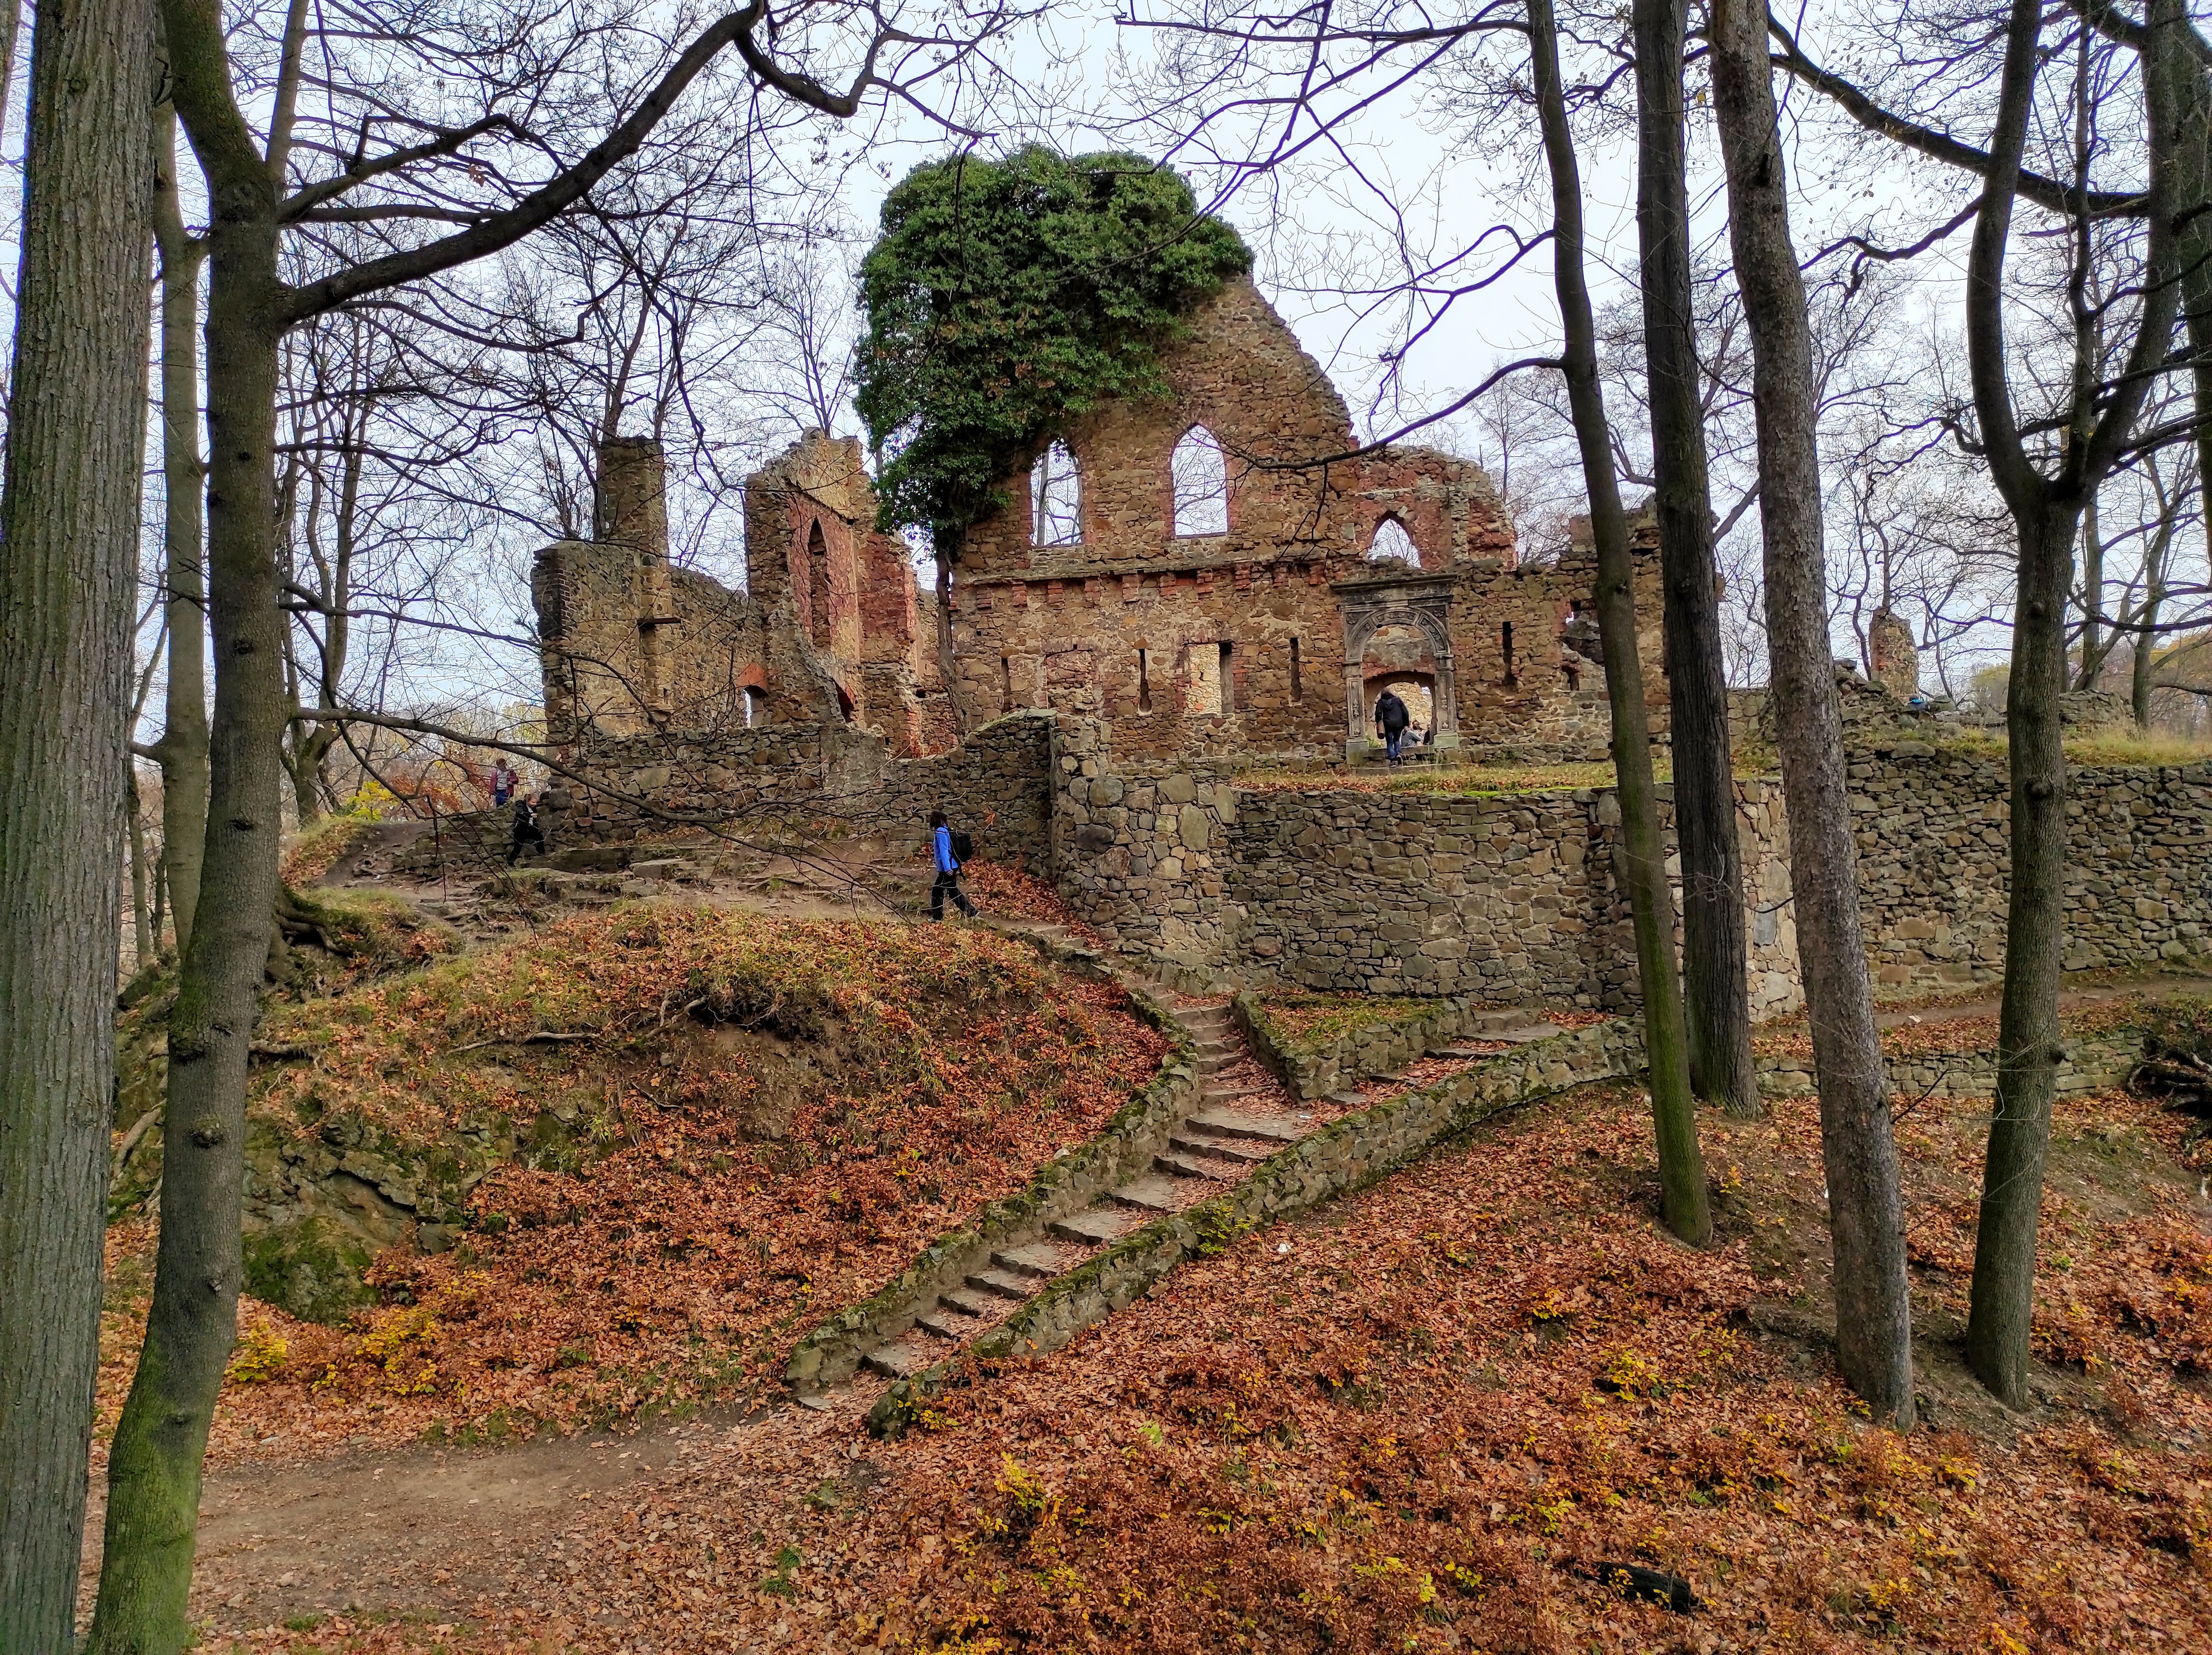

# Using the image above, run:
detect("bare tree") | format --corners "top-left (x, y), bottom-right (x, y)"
top-left (1710, 0), bottom-right (1915, 1428)
top-left (1635, 0), bottom-right (1758, 1117)
top-left (89, 3), bottom-right (1023, 1644)
top-left (1532, 0), bottom-right (1710, 1246)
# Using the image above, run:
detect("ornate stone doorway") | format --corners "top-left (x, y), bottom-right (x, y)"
top-left (1332, 570), bottom-right (1459, 758)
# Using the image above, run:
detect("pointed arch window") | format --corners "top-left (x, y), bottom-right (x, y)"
top-left (1031, 441), bottom-right (1082, 546)
top-left (1171, 426), bottom-right (1229, 537)
top-left (1368, 518), bottom-right (1418, 565)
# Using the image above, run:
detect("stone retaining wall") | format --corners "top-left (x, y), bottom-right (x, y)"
top-left (1235, 993), bottom-right (1500, 1102)
top-left (1850, 744), bottom-right (2212, 991)
top-left (870, 1018), bottom-right (1644, 1433)
top-left (1757, 1024), bottom-right (2147, 1103)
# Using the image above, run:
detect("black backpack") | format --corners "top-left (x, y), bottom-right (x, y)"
top-left (950, 828), bottom-right (975, 863)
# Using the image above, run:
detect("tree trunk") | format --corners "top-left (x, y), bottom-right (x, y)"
top-left (1965, 502), bottom-right (2078, 1406)
top-left (1633, 0), bottom-right (1759, 1118)
top-left (129, 773), bottom-right (155, 968)
top-left (1710, 0), bottom-right (1915, 1427)
top-left (2133, 569), bottom-right (2162, 730)
top-left (1530, 0), bottom-right (1710, 1247)
top-left (2076, 488), bottom-right (2106, 691)
top-left (0, 0), bottom-right (154, 1637)
top-left (89, 206), bottom-right (289, 1654)
top-left (1958, 0), bottom-right (2182, 1411)
top-left (153, 100), bottom-right (210, 956)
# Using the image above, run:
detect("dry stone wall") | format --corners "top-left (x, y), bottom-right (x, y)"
top-left (1851, 743), bottom-right (2212, 989)
top-left (395, 715), bottom-right (1056, 878)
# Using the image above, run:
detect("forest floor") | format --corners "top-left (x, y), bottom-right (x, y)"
top-left (81, 830), bottom-right (2212, 1653)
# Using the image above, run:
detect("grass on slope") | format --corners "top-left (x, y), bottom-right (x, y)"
top-left (101, 908), bottom-right (1170, 1456)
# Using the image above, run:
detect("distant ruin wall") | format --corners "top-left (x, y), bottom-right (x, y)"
top-left (395, 715), bottom-right (1056, 878)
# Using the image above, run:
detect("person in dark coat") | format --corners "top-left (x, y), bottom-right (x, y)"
top-left (507, 792), bottom-right (548, 866)
top-left (1374, 688), bottom-right (1411, 762)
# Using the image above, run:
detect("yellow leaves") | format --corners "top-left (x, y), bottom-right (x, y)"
top-left (224, 1323), bottom-right (290, 1385)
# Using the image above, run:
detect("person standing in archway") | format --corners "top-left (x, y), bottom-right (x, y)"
top-left (1374, 688), bottom-right (1411, 763)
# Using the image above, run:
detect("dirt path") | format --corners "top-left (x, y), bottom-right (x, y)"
top-left (78, 1398), bottom-right (826, 1628)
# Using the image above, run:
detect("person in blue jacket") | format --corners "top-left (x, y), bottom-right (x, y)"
top-left (928, 809), bottom-right (979, 921)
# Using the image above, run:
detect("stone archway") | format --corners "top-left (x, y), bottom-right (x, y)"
top-left (1331, 570), bottom-right (1459, 758)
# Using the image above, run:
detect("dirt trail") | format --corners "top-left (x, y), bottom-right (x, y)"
top-left (78, 1399), bottom-right (830, 1627)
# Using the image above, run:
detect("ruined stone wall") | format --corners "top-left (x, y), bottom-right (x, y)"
top-left (446, 714), bottom-right (1057, 873)
top-left (534, 541), bottom-right (774, 740)
top-left (1850, 743), bottom-right (2212, 990)
top-left (945, 276), bottom-right (1590, 759)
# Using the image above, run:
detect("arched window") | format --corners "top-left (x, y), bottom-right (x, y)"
top-left (1031, 442), bottom-right (1081, 546)
top-left (1171, 426), bottom-right (1229, 536)
top-left (1368, 518), bottom-right (1418, 565)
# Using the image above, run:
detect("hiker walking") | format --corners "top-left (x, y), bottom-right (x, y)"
top-left (491, 758), bottom-right (517, 808)
top-left (507, 792), bottom-right (548, 866)
top-left (1374, 688), bottom-right (1411, 763)
top-left (928, 809), bottom-right (979, 921)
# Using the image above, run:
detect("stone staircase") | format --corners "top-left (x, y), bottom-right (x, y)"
top-left (860, 993), bottom-right (1315, 1380)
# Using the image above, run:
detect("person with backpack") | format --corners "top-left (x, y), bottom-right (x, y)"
top-left (491, 758), bottom-right (517, 808)
top-left (507, 792), bottom-right (548, 866)
top-left (928, 809), bottom-right (979, 921)
top-left (1374, 688), bottom-right (1411, 763)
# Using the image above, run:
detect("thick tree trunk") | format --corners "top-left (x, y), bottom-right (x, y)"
top-left (1530, 0), bottom-right (1709, 1247)
top-left (1710, 0), bottom-right (1915, 1427)
top-left (1633, 0), bottom-right (1759, 1118)
top-left (154, 102), bottom-right (211, 955)
top-left (1965, 503), bottom-right (2078, 1405)
top-left (1957, 0), bottom-right (2182, 1411)
top-left (0, 0), bottom-right (155, 1639)
top-left (89, 212), bottom-right (289, 1654)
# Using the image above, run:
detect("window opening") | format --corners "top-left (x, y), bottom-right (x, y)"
top-left (1367, 519), bottom-right (1418, 565)
top-left (1218, 641), bottom-right (1235, 715)
top-left (1137, 648), bottom-right (1153, 714)
top-left (1031, 441), bottom-right (1081, 546)
top-left (806, 521), bottom-right (831, 649)
top-left (741, 686), bottom-right (765, 727)
top-left (1171, 426), bottom-right (1229, 537)
top-left (1500, 621), bottom-right (1516, 684)
top-left (1001, 654), bottom-right (1015, 711)
top-left (1290, 636), bottom-right (1302, 701)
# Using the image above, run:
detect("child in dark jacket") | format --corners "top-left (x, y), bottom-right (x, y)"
top-left (928, 809), bottom-right (978, 921)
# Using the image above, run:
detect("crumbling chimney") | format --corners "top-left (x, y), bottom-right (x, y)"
top-left (596, 434), bottom-right (669, 562)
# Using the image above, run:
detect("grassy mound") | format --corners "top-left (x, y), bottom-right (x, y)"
top-left (102, 907), bottom-right (1170, 1454)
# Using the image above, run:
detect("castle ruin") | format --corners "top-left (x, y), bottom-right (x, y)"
top-left (532, 277), bottom-right (1663, 766)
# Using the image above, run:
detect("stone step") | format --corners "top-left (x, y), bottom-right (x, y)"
top-left (913, 1310), bottom-right (968, 1340)
top-left (862, 1340), bottom-right (930, 1379)
top-left (939, 1287), bottom-right (994, 1318)
top-left (1201, 1083), bottom-right (1275, 1103)
top-left (1326, 1091), bottom-right (1370, 1108)
top-left (1155, 1151), bottom-right (1233, 1180)
top-left (1169, 1130), bottom-right (1270, 1165)
top-left (1050, 1207), bottom-right (1138, 1245)
top-left (965, 1267), bottom-right (1035, 1302)
top-left (1104, 1176), bottom-right (1182, 1214)
top-left (1488, 1024), bottom-right (1563, 1044)
top-left (991, 1243), bottom-right (1065, 1280)
top-left (1186, 1107), bottom-right (1304, 1144)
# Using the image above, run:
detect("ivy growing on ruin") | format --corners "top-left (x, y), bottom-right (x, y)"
top-left (856, 147), bottom-right (1252, 555)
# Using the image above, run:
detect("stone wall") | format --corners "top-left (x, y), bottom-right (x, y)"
top-left (397, 714), bottom-right (1058, 878)
top-left (1850, 743), bottom-right (2212, 990)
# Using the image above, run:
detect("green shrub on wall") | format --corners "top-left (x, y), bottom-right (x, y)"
top-left (856, 146), bottom-right (1251, 557)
